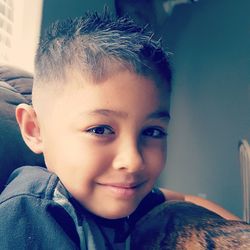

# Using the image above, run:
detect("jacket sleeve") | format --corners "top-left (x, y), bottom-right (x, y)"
top-left (0, 194), bottom-right (81, 250)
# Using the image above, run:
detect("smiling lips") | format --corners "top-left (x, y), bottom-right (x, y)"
top-left (98, 181), bottom-right (146, 198)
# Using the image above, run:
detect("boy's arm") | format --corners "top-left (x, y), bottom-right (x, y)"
top-left (160, 188), bottom-right (240, 220)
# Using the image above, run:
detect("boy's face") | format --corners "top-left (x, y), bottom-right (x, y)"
top-left (37, 69), bottom-right (170, 219)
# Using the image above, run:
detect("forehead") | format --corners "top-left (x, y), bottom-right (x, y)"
top-left (63, 68), bottom-right (170, 102)
top-left (34, 69), bottom-right (170, 121)
top-left (73, 66), bottom-right (168, 91)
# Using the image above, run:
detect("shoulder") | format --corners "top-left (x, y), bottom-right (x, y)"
top-left (0, 166), bottom-right (59, 203)
top-left (0, 166), bottom-right (80, 249)
top-left (159, 188), bottom-right (185, 201)
top-left (159, 188), bottom-right (240, 220)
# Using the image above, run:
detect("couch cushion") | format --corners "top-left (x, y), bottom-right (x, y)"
top-left (0, 65), bottom-right (45, 193)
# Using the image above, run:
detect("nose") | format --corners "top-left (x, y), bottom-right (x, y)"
top-left (112, 138), bottom-right (144, 173)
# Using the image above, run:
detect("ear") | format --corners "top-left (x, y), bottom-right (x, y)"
top-left (15, 104), bottom-right (43, 154)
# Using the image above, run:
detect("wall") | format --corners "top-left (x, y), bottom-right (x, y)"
top-left (158, 0), bottom-right (250, 218)
top-left (41, 0), bottom-right (114, 33)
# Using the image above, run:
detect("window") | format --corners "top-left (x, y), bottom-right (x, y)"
top-left (0, 0), bottom-right (43, 72)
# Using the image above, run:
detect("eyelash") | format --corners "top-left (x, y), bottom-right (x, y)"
top-left (86, 125), bottom-right (114, 136)
top-left (86, 125), bottom-right (167, 139)
top-left (142, 127), bottom-right (167, 139)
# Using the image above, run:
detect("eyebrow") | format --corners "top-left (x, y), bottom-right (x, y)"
top-left (147, 110), bottom-right (171, 121)
top-left (86, 109), bottom-right (170, 120)
top-left (87, 109), bottom-right (128, 118)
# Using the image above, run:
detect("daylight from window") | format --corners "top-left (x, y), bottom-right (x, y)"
top-left (0, 0), bottom-right (43, 72)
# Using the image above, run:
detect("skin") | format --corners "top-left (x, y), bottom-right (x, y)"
top-left (161, 189), bottom-right (239, 220)
top-left (16, 68), bottom-right (239, 220)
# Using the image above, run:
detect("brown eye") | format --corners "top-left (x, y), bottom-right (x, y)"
top-left (142, 127), bottom-right (167, 139)
top-left (87, 126), bottom-right (114, 136)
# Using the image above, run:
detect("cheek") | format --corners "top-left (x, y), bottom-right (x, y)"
top-left (144, 144), bottom-right (167, 176)
top-left (47, 135), bottom-right (113, 176)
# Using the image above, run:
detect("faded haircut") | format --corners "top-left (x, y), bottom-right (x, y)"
top-left (34, 10), bottom-right (172, 89)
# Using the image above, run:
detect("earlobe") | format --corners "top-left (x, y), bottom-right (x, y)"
top-left (15, 104), bottom-right (43, 154)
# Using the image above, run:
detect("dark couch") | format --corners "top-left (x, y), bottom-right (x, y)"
top-left (0, 65), bottom-right (45, 193)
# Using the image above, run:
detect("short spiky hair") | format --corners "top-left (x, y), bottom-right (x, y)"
top-left (35, 10), bottom-right (172, 89)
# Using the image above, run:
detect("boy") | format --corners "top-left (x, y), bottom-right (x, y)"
top-left (0, 11), bottom-right (238, 249)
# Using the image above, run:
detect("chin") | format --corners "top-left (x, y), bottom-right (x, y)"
top-left (99, 205), bottom-right (138, 219)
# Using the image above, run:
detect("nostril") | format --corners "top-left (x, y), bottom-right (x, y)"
top-left (112, 146), bottom-right (144, 172)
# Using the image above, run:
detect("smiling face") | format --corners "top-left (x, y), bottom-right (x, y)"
top-left (35, 69), bottom-right (170, 219)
